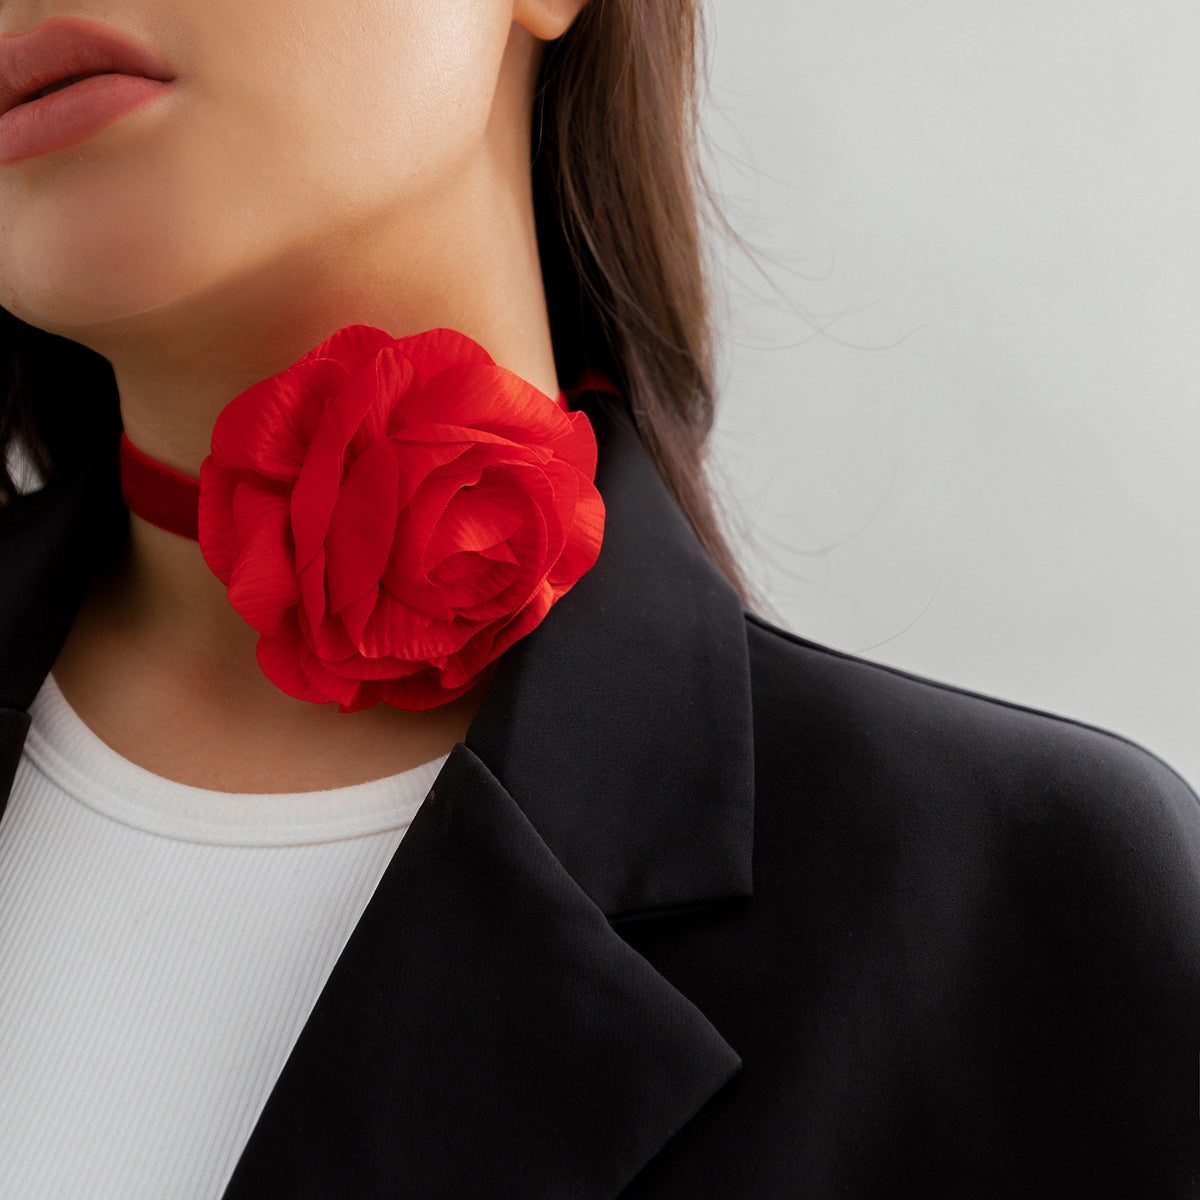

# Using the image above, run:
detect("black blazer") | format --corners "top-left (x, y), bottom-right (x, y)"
top-left (2, 389), bottom-right (1199, 1199)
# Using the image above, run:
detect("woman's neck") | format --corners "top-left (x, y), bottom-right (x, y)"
top-left (51, 526), bottom-right (496, 793)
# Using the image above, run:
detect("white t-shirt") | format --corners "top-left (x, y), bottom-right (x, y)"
top-left (0, 669), bottom-right (448, 1199)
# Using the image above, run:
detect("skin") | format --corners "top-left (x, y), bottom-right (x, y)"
top-left (0, 0), bottom-right (589, 791)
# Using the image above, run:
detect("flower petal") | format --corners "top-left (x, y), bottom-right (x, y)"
top-left (400, 363), bottom-right (562, 442)
top-left (333, 351), bottom-right (415, 460)
top-left (334, 677), bottom-right (395, 714)
top-left (391, 436), bottom-right (479, 508)
top-left (255, 615), bottom-right (332, 705)
top-left (395, 327), bottom-right (494, 388)
top-left (295, 639), bottom-right (364, 709)
top-left (210, 358), bottom-right (348, 483)
top-left (325, 439), bottom-right (400, 613)
top-left (545, 407), bottom-right (600, 478)
top-left (358, 593), bottom-right (479, 660)
top-left (447, 465), bottom-right (554, 619)
top-left (345, 354), bottom-right (417, 460)
top-left (325, 645), bottom-right (429, 681)
top-left (307, 324), bottom-right (403, 370)
top-left (427, 489), bottom-right (523, 559)
top-left (290, 406), bottom-right (344, 572)
top-left (548, 473), bottom-right (605, 595)
top-left (309, 604), bottom-right (359, 662)
top-left (297, 545), bottom-right (328, 636)
top-left (383, 669), bottom-right (477, 711)
top-left (226, 488), bottom-right (298, 636)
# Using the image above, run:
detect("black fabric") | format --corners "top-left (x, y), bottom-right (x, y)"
top-left (1, 390), bottom-right (1198, 1198)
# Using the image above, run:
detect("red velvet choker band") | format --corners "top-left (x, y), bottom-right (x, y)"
top-left (118, 386), bottom-right (603, 542)
top-left (116, 323), bottom-right (619, 712)
top-left (119, 433), bottom-right (205, 541)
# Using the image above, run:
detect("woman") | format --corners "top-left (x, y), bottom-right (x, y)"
top-left (0, 2), bottom-right (1197, 1198)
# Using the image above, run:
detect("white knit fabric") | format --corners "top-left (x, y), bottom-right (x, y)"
top-left (0, 669), bottom-right (448, 1199)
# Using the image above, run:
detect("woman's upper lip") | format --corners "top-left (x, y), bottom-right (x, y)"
top-left (0, 15), bottom-right (177, 119)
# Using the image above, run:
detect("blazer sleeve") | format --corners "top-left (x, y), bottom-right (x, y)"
top-left (992, 718), bottom-right (1200, 1198)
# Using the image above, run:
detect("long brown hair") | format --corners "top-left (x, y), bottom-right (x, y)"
top-left (0, 0), bottom-right (749, 602)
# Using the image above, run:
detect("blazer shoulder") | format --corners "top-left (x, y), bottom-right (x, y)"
top-left (742, 608), bottom-right (1200, 858)
top-left (736, 616), bottom-right (1200, 1195)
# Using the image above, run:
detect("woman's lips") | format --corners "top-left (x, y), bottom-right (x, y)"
top-left (0, 72), bottom-right (178, 164)
top-left (31, 73), bottom-right (97, 100)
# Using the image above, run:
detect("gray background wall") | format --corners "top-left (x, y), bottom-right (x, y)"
top-left (701, 3), bottom-right (1200, 788)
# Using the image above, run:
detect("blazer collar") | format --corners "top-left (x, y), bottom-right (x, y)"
top-left (0, 387), bottom-right (755, 1197)
top-left (465, 389), bottom-right (755, 921)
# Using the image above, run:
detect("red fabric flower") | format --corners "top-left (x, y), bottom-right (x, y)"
top-left (196, 324), bottom-right (605, 712)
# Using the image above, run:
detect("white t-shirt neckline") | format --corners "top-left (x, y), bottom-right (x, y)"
top-left (22, 670), bottom-right (448, 847)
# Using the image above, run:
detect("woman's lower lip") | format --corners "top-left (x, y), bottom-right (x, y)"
top-left (0, 73), bottom-right (178, 165)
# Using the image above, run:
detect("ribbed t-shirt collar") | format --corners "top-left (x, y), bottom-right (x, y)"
top-left (22, 670), bottom-right (447, 847)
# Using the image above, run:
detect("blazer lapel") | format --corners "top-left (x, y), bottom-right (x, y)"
top-left (465, 390), bottom-right (756, 921)
top-left (0, 444), bottom-right (129, 805)
top-left (0, 388), bottom-right (756, 1198)
top-left (223, 743), bottom-right (742, 1198)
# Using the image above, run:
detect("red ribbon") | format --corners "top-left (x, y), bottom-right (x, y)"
top-left (119, 368), bottom-right (620, 541)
